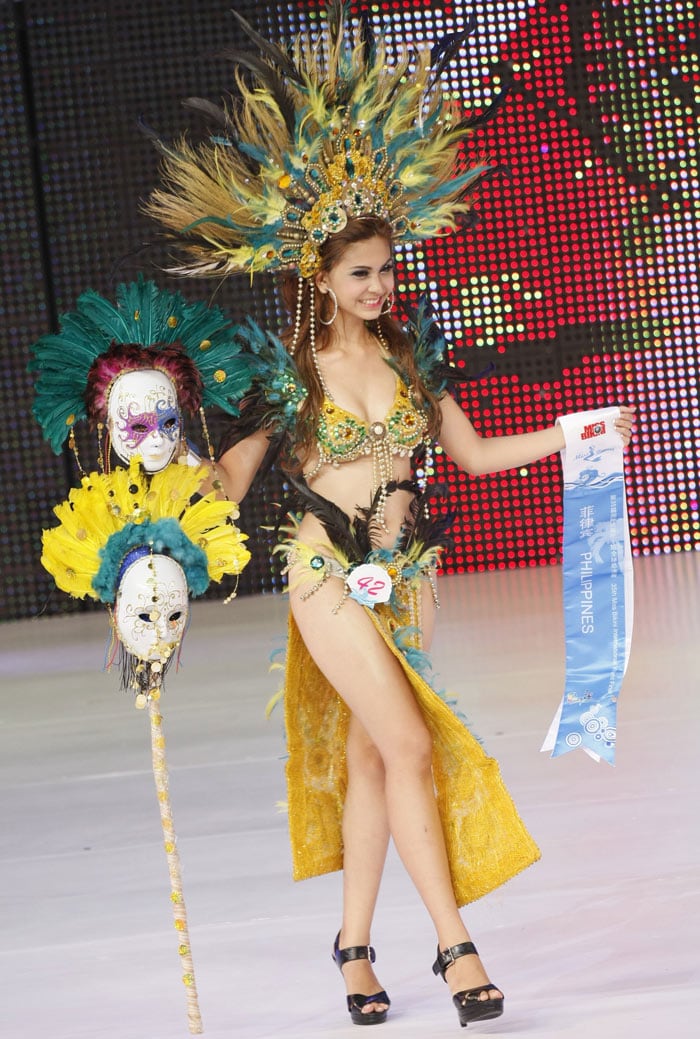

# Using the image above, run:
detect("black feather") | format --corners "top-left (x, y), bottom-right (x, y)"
top-left (137, 115), bottom-right (163, 144)
top-left (215, 48), bottom-right (297, 137)
top-left (429, 21), bottom-right (476, 83)
top-left (397, 485), bottom-right (454, 555)
top-left (452, 86), bottom-right (510, 132)
top-left (351, 483), bottom-right (388, 555)
top-left (229, 9), bottom-right (304, 84)
top-left (218, 390), bottom-right (285, 447)
top-left (285, 475), bottom-right (364, 562)
top-left (181, 96), bottom-right (234, 131)
top-left (352, 479), bottom-right (417, 554)
top-left (137, 118), bottom-right (195, 165)
top-left (179, 95), bottom-right (261, 176)
top-left (358, 8), bottom-right (376, 70)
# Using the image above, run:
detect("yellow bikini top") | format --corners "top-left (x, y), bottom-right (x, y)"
top-left (304, 377), bottom-right (429, 483)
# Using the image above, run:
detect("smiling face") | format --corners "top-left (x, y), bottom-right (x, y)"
top-left (107, 369), bottom-right (181, 472)
top-left (316, 235), bottom-right (395, 326)
top-left (114, 554), bottom-right (189, 662)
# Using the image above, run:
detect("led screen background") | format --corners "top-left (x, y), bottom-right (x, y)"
top-left (0, 0), bottom-right (697, 621)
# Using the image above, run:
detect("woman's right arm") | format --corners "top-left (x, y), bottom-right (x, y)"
top-left (214, 427), bottom-right (273, 504)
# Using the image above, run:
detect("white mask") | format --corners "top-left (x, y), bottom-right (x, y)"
top-left (114, 553), bottom-right (189, 661)
top-left (107, 369), bottom-right (181, 472)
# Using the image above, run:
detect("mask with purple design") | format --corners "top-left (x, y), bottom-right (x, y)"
top-left (107, 369), bottom-right (182, 472)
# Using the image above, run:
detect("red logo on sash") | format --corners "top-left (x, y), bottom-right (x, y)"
top-left (581, 421), bottom-right (606, 440)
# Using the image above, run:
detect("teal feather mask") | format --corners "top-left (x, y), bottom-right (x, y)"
top-left (29, 275), bottom-right (256, 453)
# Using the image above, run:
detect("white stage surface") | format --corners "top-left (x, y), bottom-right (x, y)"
top-left (2, 552), bottom-right (698, 1038)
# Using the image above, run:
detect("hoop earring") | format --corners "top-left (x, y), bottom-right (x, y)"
top-left (319, 287), bottom-right (338, 326)
top-left (380, 291), bottom-right (395, 316)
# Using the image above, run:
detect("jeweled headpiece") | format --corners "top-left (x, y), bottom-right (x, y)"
top-left (29, 275), bottom-right (255, 454)
top-left (145, 1), bottom-right (498, 279)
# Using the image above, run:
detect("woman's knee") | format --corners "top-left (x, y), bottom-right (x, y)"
top-left (348, 711), bottom-right (432, 777)
top-left (347, 724), bottom-right (385, 781)
top-left (381, 718), bottom-right (433, 776)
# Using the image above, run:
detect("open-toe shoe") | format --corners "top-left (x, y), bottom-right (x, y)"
top-left (333, 932), bottom-right (391, 1026)
top-left (432, 941), bottom-right (504, 1028)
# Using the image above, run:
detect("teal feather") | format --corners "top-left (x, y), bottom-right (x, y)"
top-left (93, 516), bottom-right (209, 603)
top-left (145, 2), bottom-right (503, 278)
top-left (235, 318), bottom-right (307, 428)
top-left (28, 276), bottom-right (255, 452)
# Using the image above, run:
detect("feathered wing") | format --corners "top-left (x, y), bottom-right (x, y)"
top-left (390, 294), bottom-right (489, 400)
top-left (216, 317), bottom-right (307, 463)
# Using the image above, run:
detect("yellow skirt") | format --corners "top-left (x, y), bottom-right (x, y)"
top-left (283, 601), bottom-right (541, 907)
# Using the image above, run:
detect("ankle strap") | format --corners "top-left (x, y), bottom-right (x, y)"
top-left (334, 933), bottom-right (376, 969)
top-left (432, 941), bottom-right (478, 981)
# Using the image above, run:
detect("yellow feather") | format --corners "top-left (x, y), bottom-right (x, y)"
top-left (41, 463), bottom-right (251, 602)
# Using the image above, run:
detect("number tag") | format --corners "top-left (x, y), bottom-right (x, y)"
top-left (346, 563), bottom-right (393, 608)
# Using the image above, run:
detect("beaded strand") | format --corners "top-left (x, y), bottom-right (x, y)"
top-left (289, 275), bottom-right (305, 356)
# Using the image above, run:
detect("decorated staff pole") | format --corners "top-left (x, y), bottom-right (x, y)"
top-left (148, 693), bottom-right (203, 1034)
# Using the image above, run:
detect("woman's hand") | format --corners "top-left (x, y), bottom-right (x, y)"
top-left (614, 405), bottom-right (635, 448)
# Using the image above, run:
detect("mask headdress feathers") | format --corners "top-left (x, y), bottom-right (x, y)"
top-left (144, 1), bottom-right (501, 279)
top-left (41, 458), bottom-right (251, 603)
top-left (29, 275), bottom-right (256, 453)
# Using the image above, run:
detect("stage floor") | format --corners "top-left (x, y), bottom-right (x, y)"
top-left (1, 551), bottom-right (698, 1039)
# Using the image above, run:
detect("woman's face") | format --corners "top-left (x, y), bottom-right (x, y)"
top-left (317, 235), bottom-right (394, 325)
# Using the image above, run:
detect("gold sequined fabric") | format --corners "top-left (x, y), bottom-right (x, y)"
top-left (303, 378), bottom-right (430, 502)
top-left (284, 604), bottom-right (541, 907)
top-left (315, 379), bottom-right (428, 465)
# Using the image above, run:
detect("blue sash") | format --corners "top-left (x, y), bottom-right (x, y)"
top-left (541, 408), bottom-right (633, 765)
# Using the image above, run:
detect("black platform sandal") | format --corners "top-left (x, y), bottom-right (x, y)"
top-left (432, 941), bottom-right (504, 1028)
top-left (333, 932), bottom-right (391, 1026)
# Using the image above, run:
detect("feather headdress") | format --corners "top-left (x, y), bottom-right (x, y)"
top-left (41, 458), bottom-right (251, 603)
top-left (145, 1), bottom-right (500, 278)
top-left (29, 276), bottom-right (256, 453)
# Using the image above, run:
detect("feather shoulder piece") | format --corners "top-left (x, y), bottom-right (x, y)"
top-left (225, 318), bottom-right (308, 437)
top-left (401, 295), bottom-right (463, 398)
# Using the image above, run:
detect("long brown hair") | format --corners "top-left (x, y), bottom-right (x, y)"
top-left (278, 216), bottom-right (443, 467)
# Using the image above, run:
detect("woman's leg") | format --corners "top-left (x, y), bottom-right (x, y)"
top-left (290, 579), bottom-right (501, 1001)
top-left (337, 715), bottom-right (390, 1012)
top-left (338, 585), bottom-right (436, 1012)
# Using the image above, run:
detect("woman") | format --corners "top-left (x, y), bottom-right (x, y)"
top-left (144, 4), bottom-right (634, 1026)
top-left (207, 215), bottom-right (635, 1027)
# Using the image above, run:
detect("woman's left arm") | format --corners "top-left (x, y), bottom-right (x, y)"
top-left (436, 394), bottom-right (635, 476)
